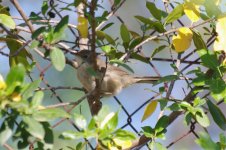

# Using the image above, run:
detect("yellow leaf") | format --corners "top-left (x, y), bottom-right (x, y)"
top-left (214, 15), bottom-right (226, 52)
top-left (113, 138), bottom-right (132, 149)
top-left (183, 2), bottom-right (200, 22)
top-left (0, 74), bottom-right (6, 90)
top-left (142, 100), bottom-right (158, 122)
top-left (77, 16), bottom-right (88, 38)
top-left (172, 27), bottom-right (193, 53)
top-left (11, 92), bottom-right (21, 102)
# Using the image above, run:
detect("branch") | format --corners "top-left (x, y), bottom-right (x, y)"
top-left (10, 0), bottom-right (35, 32)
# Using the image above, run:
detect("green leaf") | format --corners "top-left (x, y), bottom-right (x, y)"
top-left (150, 45), bottom-right (167, 59)
top-left (142, 126), bottom-right (155, 138)
top-left (192, 31), bottom-right (207, 50)
top-left (6, 64), bottom-right (25, 94)
top-left (209, 79), bottom-right (226, 101)
top-left (120, 24), bottom-right (130, 43)
top-left (114, 129), bottom-right (136, 140)
top-left (114, 0), bottom-right (121, 6)
top-left (23, 116), bottom-right (45, 140)
top-left (0, 14), bottom-right (15, 29)
top-left (3, 37), bottom-right (31, 71)
top-left (30, 40), bottom-right (40, 48)
top-left (196, 132), bottom-right (220, 150)
top-left (101, 22), bottom-right (114, 31)
top-left (153, 142), bottom-right (167, 150)
top-left (31, 91), bottom-right (44, 109)
top-left (204, 0), bottom-right (221, 18)
top-left (74, 0), bottom-right (83, 7)
top-left (146, 2), bottom-right (167, 20)
top-left (52, 15), bottom-right (69, 43)
top-left (73, 113), bottom-right (87, 129)
top-left (153, 75), bottom-right (178, 86)
top-left (102, 112), bottom-right (118, 131)
top-left (0, 119), bottom-right (14, 145)
top-left (41, 1), bottom-right (48, 15)
top-left (155, 116), bottom-right (169, 133)
top-left (33, 108), bottom-right (70, 122)
top-left (50, 47), bottom-right (66, 71)
top-left (32, 27), bottom-right (46, 39)
top-left (109, 59), bottom-right (134, 73)
top-left (22, 79), bottom-right (41, 100)
top-left (207, 100), bottom-right (226, 130)
top-left (131, 52), bottom-right (149, 64)
top-left (195, 109), bottom-right (210, 127)
top-left (164, 4), bottom-right (184, 25)
top-left (219, 133), bottom-right (226, 149)
top-left (135, 15), bottom-right (155, 25)
top-left (197, 49), bottom-right (219, 70)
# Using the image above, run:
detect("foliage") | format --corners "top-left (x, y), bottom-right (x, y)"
top-left (0, 0), bottom-right (225, 149)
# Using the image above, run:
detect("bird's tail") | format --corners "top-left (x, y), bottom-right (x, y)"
top-left (134, 76), bottom-right (160, 83)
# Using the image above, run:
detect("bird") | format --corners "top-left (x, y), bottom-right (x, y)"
top-left (73, 50), bottom-right (160, 96)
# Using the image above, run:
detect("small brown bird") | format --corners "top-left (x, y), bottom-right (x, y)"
top-left (74, 50), bottom-right (159, 96)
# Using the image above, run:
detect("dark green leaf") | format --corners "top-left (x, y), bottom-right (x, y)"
top-left (33, 108), bottom-right (70, 122)
top-left (22, 79), bottom-right (41, 100)
top-left (114, 0), bottom-right (121, 6)
top-left (0, 14), bottom-right (15, 29)
top-left (50, 47), bottom-right (66, 71)
top-left (120, 24), bottom-right (130, 43)
top-left (131, 52), bottom-right (149, 64)
top-left (41, 1), bottom-right (48, 15)
top-left (74, 0), bottom-right (83, 7)
top-left (23, 116), bottom-right (45, 140)
top-left (142, 126), bottom-right (155, 138)
top-left (153, 75), bottom-right (178, 86)
top-left (155, 116), bottom-right (169, 133)
top-left (196, 132), bottom-right (220, 150)
top-left (52, 15), bottom-right (69, 43)
top-left (101, 22), bottom-right (114, 31)
top-left (150, 45), bottom-right (167, 58)
top-left (135, 15), bottom-right (155, 25)
top-left (192, 31), bottom-right (207, 50)
top-left (146, 2), bottom-right (167, 20)
top-left (184, 112), bottom-right (193, 126)
top-left (164, 4), bottom-right (184, 25)
top-left (32, 27), bottom-right (46, 39)
top-left (209, 79), bottom-right (226, 101)
top-left (207, 100), bottom-right (226, 130)
top-left (42, 122), bottom-right (53, 149)
top-left (110, 59), bottom-right (134, 73)
top-left (197, 49), bottom-right (219, 70)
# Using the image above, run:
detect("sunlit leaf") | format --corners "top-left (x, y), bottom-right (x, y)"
top-left (50, 47), bottom-right (66, 71)
top-left (0, 14), bottom-right (15, 29)
top-left (196, 132), bottom-right (220, 149)
top-left (214, 15), bottom-right (226, 52)
top-left (73, 113), bottom-right (87, 129)
top-left (113, 138), bottom-right (132, 149)
top-left (33, 108), bottom-right (70, 122)
top-left (165, 4), bottom-right (184, 25)
top-left (142, 100), bottom-right (158, 122)
top-left (23, 116), bottom-right (45, 140)
top-left (183, 2), bottom-right (200, 22)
